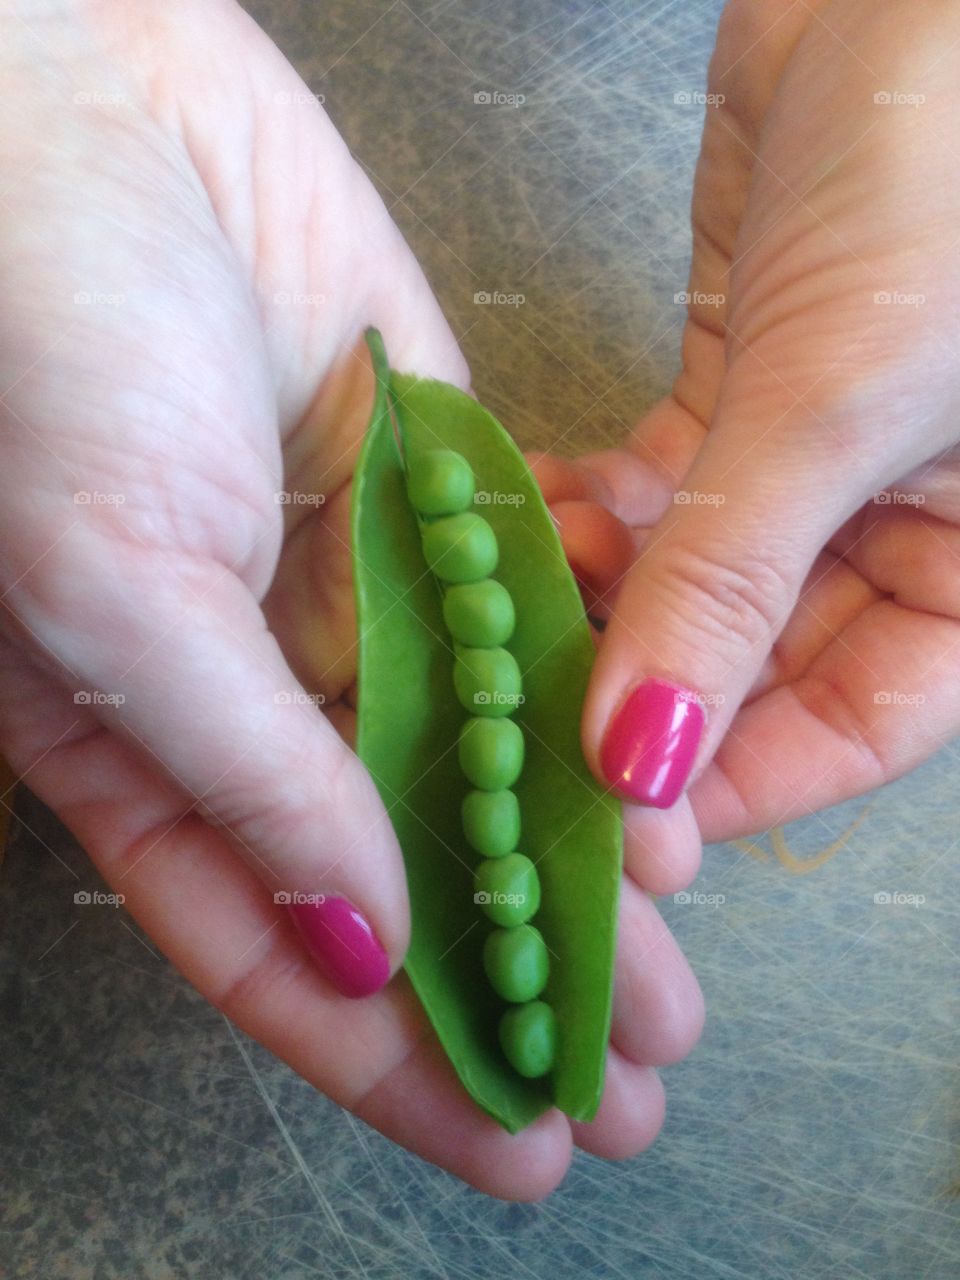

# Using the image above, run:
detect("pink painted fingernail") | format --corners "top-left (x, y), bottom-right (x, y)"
top-left (600, 679), bottom-right (705, 808)
top-left (286, 895), bottom-right (390, 998)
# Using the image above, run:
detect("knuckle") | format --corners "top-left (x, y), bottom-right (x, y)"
top-left (201, 726), bottom-right (351, 860)
top-left (655, 542), bottom-right (793, 656)
top-left (215, 931), bottom-right (312, 1026)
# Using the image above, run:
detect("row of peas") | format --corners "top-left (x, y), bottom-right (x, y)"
top-left (407, 448), bottom-right (557, 1079)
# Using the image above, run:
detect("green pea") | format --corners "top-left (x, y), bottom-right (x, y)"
top-left (442, 579), bottom-right (515, 647)
top-left (406, 449), bottom-right (475, 517)
top-left (483, 924), bottom-right (549, 1002)
top-left (498, 1001), bottom-right (557, 1079)
top-left (421, 512), bottom-right (498, 584)
top-left (474, 853), bottom-right (540, 927)
top-left (461, 789), bottom-right (520, 857)
top-left (453, 646), bottom-right (522, 718)
top-left (458, 717), bottom-right (524, 790)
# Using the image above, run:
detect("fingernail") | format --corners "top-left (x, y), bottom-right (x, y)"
top-left (600, 678), bottom-right (705, 808)
top-left (286, 896), bottom-right (390, 998)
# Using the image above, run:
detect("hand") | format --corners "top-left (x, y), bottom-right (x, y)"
top-left (536, 0), bottom-right (960, 840)
top-left (0, 0), bottom-right (702, 1198)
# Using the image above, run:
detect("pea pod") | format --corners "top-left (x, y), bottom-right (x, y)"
top-left (351, 328), bottom-right (622, 1132)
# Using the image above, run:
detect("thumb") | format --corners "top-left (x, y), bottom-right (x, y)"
top-left (12, 529), bottom-right (407, 998)
top-left (583, 366), bottom-right (881, 810)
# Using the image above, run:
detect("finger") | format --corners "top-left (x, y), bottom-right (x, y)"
top-left (743, 549), bottom-right (882, 701)
top-left (622, 794), bottom-right (703, 896)
top-left (568, 1051), bottom-right (665, 1160)
top-left (610, 876), bottom-right (705, 1068)
top-left (582, 391), bottom-right (857, 809)
top-left (525, 451), bottom-right (614, 507)
top-left (5, 533), bottom-right (406, 999)
top-left (691, 598), bottom-right (960, 841)
top-left (0, 659), bottom-right (573, 1199)
top-left (691, 505), bottom-right (960, 839)
top-left (549, 499), bottom-right (638, 599)
top-left (529, 423), bottom-right (689, 528)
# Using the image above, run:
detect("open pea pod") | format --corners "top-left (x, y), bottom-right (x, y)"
top-left (351, 328), bottom-right (622, 1132)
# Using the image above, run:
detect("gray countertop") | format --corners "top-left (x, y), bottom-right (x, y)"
top-left (2, 2), bottom-right (958, 1277)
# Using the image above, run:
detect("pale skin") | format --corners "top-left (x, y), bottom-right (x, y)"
top-left (0, 0), bottom-right (955, 1200)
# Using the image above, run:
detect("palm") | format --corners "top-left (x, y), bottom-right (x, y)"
top-left (0, 1), bottom-right (701, 1198)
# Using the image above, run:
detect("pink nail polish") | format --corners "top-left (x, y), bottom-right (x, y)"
top-left (600, 679), bottom-right (705, 808)
top-left (286, 896), bottom-right (390, 998)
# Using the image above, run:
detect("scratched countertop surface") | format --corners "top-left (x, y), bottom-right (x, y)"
top-left (2, 1), bottom-right (959, 1277)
